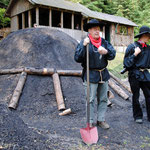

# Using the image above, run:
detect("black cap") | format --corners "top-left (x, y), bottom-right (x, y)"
top-left (134, 25), bottom-right (150, 38)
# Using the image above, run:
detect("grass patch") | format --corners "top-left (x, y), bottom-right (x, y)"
top-left (108, 52), bottom-right (128, 79)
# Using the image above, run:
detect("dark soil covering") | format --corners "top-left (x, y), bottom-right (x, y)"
top-left (0, 28), bottom-right (150, 150)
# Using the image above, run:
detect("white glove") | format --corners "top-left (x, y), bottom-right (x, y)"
top-left (83, 37), bottom-right (90, 46)
top-left (98, 46), bottom-right (108, 55)
top-left (134, 47), bottom-right (141, 56)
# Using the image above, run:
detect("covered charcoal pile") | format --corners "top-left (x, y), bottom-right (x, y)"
top-left (0, 28), bottom-right (81, 70)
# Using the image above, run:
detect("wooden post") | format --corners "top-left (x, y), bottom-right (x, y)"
top-left (81, 17), bottom-right (84, 31)
top-left (36, 7), bottom-right (39, 25)
top-left (22, 13), bottom-right (25, 29)
top-left (103, 26), bottom-right (105, 39)
top-left (57, 70), bottom-right (82, 76)
top-left (28, 10), bottom-right (32, 28)
top-left (49, 9), bottom-right (52, 27)
top-left (61, 11), bottom-right (63, 28)
top-left (109, 79), bottom-right (129, 100)
top-left (72, 13), bottom-right (74, 29)
top-left (109, 72), bottom-right (131, 93)
top-left (52, 73), bottom-right (65, 110)
top-left (24, 67), bottom-right (54, 75)
top-left (8, 72), bottom-right (27, 109)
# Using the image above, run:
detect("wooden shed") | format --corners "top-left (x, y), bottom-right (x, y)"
top-left (5, 0), bottom-right (138, 52)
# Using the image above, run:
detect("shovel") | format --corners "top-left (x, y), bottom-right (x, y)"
top-left (80, 44), bottom-right (98, 145)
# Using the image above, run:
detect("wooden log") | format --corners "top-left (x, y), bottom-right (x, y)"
top-left (57, 70), bottom-right (82, 76)
top-left (108, 90), bottom-right (114, 99)
top-left (24, 67), bottom-right (54, 75)
top-left (52, 73), bottom-right (65, 110)
top-left (109, 79), bottom-right (129, 100)
top-left (59, 108), bottom-right (72, 116)
top-left (109, 72), bottom-right (131, 93)
top-left (0, 68), bottom-right (24, 75)
top-left (8, 72), bottom-right (27, 109)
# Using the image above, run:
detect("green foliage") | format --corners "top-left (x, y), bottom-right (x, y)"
top-left (0, 8), bottom-right (10, 28)
top-left (0, 0), bottom-right (10, 6)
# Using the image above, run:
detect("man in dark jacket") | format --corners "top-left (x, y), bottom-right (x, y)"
top-left (123, 26), bottom-right (150, 124)
top-left (74, 19), bottom-right (116, 129)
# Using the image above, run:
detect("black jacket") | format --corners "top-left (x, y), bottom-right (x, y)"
top-left (74, 38), bottom-right (116, 83)
top-left (124, 41), bottom-right (150, 81)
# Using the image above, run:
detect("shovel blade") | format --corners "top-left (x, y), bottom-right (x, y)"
top-left (80, 124), bottom-right (98, 145)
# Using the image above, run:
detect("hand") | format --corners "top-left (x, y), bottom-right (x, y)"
top-left (98, 46), bottom-right (108, 55)
top-left (83, 37), bottom-right (90, 46)
top-left (134, 47), bottom-right (141, 56)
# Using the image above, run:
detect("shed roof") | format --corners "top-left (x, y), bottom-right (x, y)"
top-left (6, 0), bottom-right (138, 27)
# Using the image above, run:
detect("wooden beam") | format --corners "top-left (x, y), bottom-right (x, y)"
top-left (0, 68), bottom-right (24, 75)
top-left (57, 70), bottom-right (82, 76)
top-left (61, 11), bottom-right (63, 28)
top-left (81, 17), bottom-right (84, 31)
top-left (109, 79), bottom-right (129, 100)
top-left (28, 10), bottom-right (31, 28)
top-left (24, 67), bottom-right (54, 75)
top-left (109, 72), bottom-right (131, 93)
top-left (22, 13), bottom-right (25, 29)
top-left (72, 13), bottom-right (74, 29)
top-left (49, 9), bottom-right (52, 27)
top-left (36, 7), bottom-right (39, 25)
top-left (52, 73), bottom-right (65, 110)
top-left (8, 72), bottom-right (27, 109)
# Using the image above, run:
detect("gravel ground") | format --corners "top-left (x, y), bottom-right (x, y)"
top-left (0, 28), bottom-right (150, 150)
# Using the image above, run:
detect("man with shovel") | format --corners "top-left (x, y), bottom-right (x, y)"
top-left (74, 19), bottom-right (116, 129)
top-left (123, 26), bottom-right (150, 124)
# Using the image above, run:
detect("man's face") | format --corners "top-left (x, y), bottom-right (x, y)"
top-left (88, 26), bottom-right (100, 39)
top-left (144, 33), bottom-right (150, 42)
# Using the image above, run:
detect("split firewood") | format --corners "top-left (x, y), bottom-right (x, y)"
top-left (59, 108), bottom-right (72, 116)
top-left (24, 67), bottom-right (54, 75)
top-left (8, 72), bottom-right (27, 109)
top-left (109, 72), bottom-right (131, 93)
top-left (52, 73), bottom-right (65, 111)
top-left (109, 79), bottom-right (129, 100)
top-left (0, 68), bottom-right (24, 75)
top-left (57, 70), bottom-right (82, 76)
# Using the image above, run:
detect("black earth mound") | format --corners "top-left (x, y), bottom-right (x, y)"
top-left (0, 28), bottom-right (150, 150)
top-left (0, 27), bottom-right (81, 70)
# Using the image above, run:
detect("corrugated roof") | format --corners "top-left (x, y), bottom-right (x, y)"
top-left (6, 0), bottom-right (138, 27)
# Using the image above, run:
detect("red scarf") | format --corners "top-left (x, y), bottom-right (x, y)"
top-left (138, 40), bottom-right (147, 48)
top-left (89, 34), bottom-right (101, 48)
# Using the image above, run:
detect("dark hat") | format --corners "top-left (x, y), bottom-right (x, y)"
top-left (83, 19), bottom-right (103, 32)
top-left (134, 25), bottom-right (150, 38)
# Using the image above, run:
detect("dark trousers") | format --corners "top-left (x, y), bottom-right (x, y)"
top-left (129, 75), bottom-right (150, 121)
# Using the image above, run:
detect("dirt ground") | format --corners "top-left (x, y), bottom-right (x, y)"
top-left (0, 28), bottom-right (150, 150)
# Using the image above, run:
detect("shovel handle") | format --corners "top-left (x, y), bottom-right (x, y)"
top-left (86, 44), bottom-right (90, 124)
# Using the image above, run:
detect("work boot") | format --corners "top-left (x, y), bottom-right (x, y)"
top-left (97, 121), bottom-right (110, 129)
top-left (135, 119), bottom-right (143, 124)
